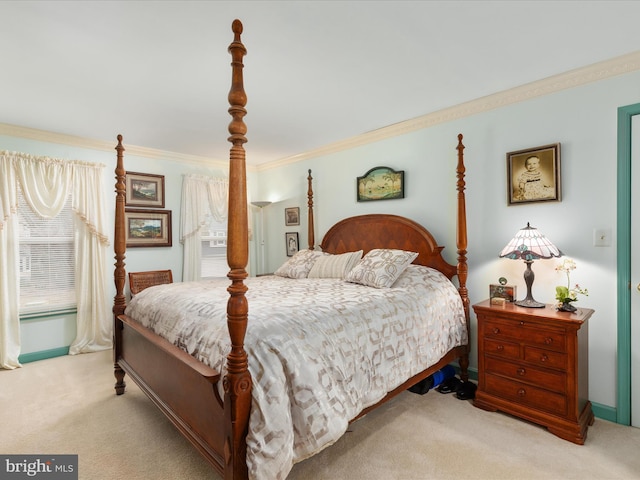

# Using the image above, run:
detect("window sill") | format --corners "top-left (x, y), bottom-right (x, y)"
top-left (20, 307), bottom-right (77, 321)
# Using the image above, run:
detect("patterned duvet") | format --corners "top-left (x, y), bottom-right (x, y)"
top-left (125, 264), bottom-right (467, 480)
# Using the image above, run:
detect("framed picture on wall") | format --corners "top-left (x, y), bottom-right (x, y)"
top-left (125, 171), bottom-right (165, 208)
top-left (357, 166), bottom-right (405, 202)
top-left (125, 209), bottom-right (172, 247)
top-left (285, 232), bottom-right (299, 257)
top-left (507, 144), bottom-right (561, 205)
top-left (285, 207), bottom-right (300, 226)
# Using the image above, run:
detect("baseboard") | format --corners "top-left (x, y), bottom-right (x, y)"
top-left (590, 402), bottom-right (617, 423)
top-left (18, 346), bottom-right (70, 364)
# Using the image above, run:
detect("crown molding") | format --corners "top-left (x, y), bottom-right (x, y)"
top-left (257, 50), bottom-right (640, 171)
top-left (3, 50), bottom-right (639, 173)
top-left (0, 123), bottom-right (234, 171)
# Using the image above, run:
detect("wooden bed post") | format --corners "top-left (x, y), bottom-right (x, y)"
top-left (113, 134), bottom-right (127, 394)
top-left (307, 169), bottom-right (315, 250)
top-left (223, 19), bottom-right (251, 480)
top-left (455, 133), bottom-right (470, 382)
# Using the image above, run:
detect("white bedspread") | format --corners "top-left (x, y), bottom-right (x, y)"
top-left (125, 264), bottom-right (467, 480)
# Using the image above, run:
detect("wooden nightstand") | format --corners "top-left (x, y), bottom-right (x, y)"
top-left (473, 300), bottom-right (594, 444)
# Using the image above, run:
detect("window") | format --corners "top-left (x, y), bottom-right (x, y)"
top-left (18, 191), bottom-right (75, 316)
top-left (201, 214), bottom-right (228, 278)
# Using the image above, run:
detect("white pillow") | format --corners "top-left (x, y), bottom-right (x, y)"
top-left (345, 249), bottom-right (419, 288)
top-left (274, 249), bottom-right (328, 279)
top-left (307, 250), bottom-right (363, 279)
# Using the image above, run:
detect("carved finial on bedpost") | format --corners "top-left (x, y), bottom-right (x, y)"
top-left (224, 19), bottom-right (251, 480)
top-left (455, 134), bottom-right (470, 382)
top-left (113, 134), bottom-right (127, 394)
top-left (307, 169), bottom-right (315, 250)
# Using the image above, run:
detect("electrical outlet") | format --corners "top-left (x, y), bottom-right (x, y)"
top-left (593, 228), bottom-right (611, 247)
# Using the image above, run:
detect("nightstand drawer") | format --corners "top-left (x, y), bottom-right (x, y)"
top-left (483, 338), bottom-right (520, 360)
top-left (524, 346), bottom-right (567, 370)
top-left (483, 319), bottom-right (567, 353)
top-left (485, 357), bottom-right (566, 393)
top-left (485, 373), bottom-right (567, 416)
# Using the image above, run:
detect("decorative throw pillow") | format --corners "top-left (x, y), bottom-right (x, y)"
top-left (307, 250), bottom-right (363, 279)
top-left (345, 249), bottom-right (419, 288)
top-left (274, 249), bottom-right (328, 279)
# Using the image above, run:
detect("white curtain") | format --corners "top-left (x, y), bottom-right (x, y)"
top-left (0, 152), bottom-right (111, 369)
top-left (180, 174), bottom-right (230, 281)
top-left (0, 156), bottom-right (20, 369)
top-left (69, 162), bottom-right (111, 354)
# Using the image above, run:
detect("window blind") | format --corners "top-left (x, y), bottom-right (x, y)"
top-left (18, 192), bottom-right (76, 316)
top-left (201, 214), bottom-right (228, 279)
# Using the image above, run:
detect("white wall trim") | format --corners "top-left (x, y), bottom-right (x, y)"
top-left (0, 123), bottom-right (231, 171)
top-left (256, 50), bottom-right (640, 171)
top-left (2, 50), bottom-right (639, 172)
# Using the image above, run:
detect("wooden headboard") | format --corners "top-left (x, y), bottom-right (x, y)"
top-left (320, 214), bottom-right (457, 280)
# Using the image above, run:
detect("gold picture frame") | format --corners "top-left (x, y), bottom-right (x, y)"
top-left (125, 171), bottom-right (165, 208)
top-left (125, 209), bottom-right (172, 248)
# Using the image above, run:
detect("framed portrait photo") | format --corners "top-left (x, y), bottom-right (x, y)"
top-left (507, 143), bottom-right (561, 205)
top-left (125, 209), bottom-right (172, 247)
top-left (125, 171), bottom-right (165, 208)
top-left (285, 207), bottom-right (300, 226)
top-left (285, 232), bottom-right (299, 257)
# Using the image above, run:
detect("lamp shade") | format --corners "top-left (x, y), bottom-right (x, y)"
top-left (499, 223), bottom-right (562, 308)
top-left (499, 222), bottom-right (562, 260)
top-left (251, 201), bottom-right (272, 208)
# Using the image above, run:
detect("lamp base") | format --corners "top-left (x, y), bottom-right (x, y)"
top-left (514, 298), bottom-right (546, 308)
top-left (514, 260), bottom-right (546, 308)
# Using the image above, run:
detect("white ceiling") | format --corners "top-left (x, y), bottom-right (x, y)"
top-left (2, 1), bottom-right (640, 166)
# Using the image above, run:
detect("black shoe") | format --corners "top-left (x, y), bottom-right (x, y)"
top-left (455, 381), bottom-right (477, 400)
top-left (436, 376), bottom-right (462, 394)
top-left (408, 376), bottom-right (435, 395)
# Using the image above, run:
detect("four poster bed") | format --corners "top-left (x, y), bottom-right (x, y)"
top-left (112, 20), bottom-right (470, 480)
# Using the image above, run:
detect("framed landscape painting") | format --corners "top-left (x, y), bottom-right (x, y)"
top-left (357, 166), bottom-right (404, 202)
top-left (125, 171), bottom-right (165, 208)
top-left (125, 209), bottom-right (172, 247)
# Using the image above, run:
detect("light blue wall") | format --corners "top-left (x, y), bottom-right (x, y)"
top-left (256, 69), bottom-right (640, 410)
top-left (3, 67), bottom-right (640, 410)
top-left (0, 135), bottom-right (253, 357)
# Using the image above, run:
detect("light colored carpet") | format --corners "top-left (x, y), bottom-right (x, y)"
top-left (1, 350), bottom-right (639, 479)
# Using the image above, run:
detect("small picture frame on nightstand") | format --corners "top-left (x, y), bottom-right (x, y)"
top-left (489, 283), bottom-right (516, 303)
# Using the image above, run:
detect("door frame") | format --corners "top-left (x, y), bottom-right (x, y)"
top-left (617, 102), bottom-right (640, 425)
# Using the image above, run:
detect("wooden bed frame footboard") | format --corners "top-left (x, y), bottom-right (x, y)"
top-left (112, 20), bottom-right (470, 480)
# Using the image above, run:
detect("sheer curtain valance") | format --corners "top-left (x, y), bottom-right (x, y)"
top-left (0, 151), bottom-right (111, 369)
top-left (181, 174), bottom-right (230, 281)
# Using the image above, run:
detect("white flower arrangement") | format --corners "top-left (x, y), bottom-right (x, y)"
top-left (555, 258), bottom-right (588, 310)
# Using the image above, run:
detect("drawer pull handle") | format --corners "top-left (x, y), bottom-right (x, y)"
top-left (517, 368), bottom-right (526, 376)
top-left (492, 327), bottom-right (500, 335)
top-left (517, 388), bottom-right (526, 397)
top-left (545, 337), bottom-right (553, 345)
top-left (520, 321), bottom-right (525, 326)
top-left (540, 354), bottom-right (548, 363)
top-left (496, 345), bottom-right (504, 352)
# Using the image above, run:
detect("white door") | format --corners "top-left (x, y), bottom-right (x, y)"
top-left (631, 114), bottom-right (640, 427)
